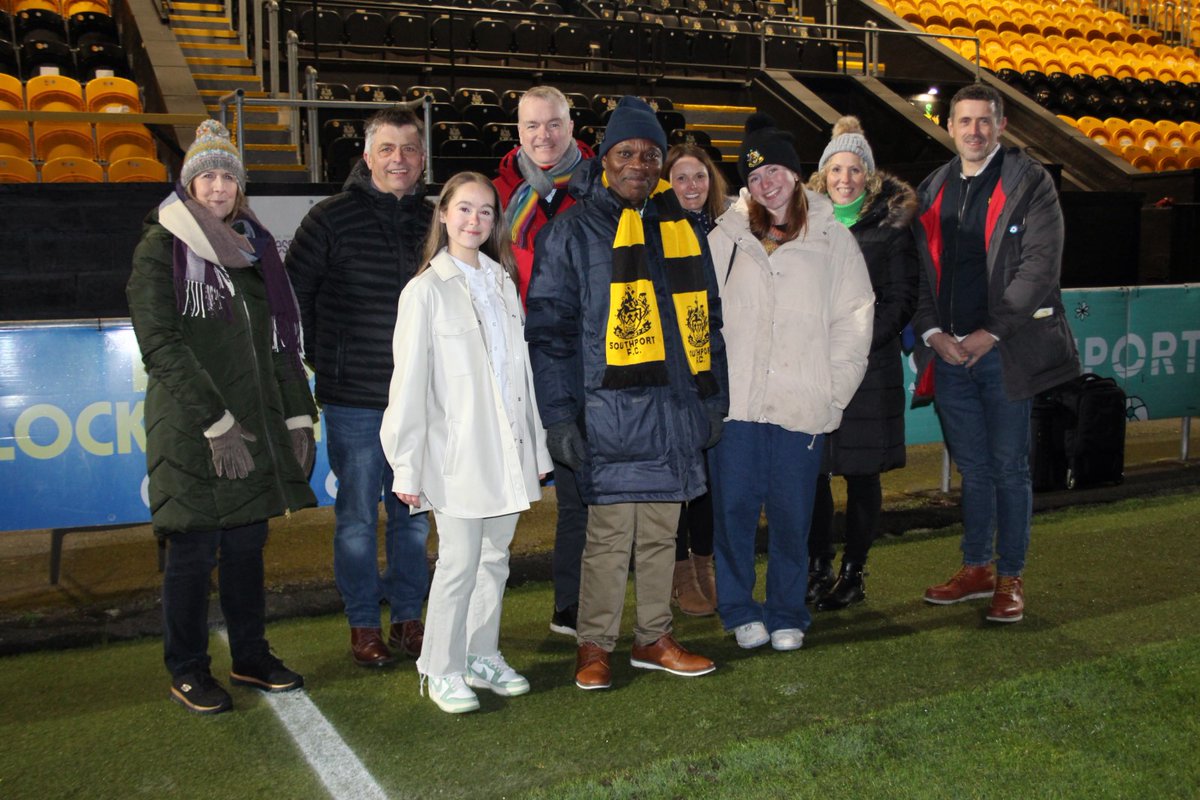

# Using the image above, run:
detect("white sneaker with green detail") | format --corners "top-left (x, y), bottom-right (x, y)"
top-left (466, 652), bottom-right (531, 697)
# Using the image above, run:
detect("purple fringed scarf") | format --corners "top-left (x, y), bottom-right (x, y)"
top-left (163, 184), bottom-right (306, 381)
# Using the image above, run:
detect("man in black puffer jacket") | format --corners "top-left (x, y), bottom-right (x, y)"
top-left (285, 107), bottom-right (433, 668)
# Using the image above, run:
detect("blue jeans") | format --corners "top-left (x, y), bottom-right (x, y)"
top-left (710, 420), bottom-right (823, 634)
top-left (324, 403), bottom-right (431, 628)
top-left (934, 349), bottom-right (1033, 576)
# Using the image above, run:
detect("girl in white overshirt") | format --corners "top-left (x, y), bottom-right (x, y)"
top-left (380, 171), bottom-right (552, 714)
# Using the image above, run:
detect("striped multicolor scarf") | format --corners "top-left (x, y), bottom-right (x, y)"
top-left (602, 174), bottom-right (717, 398)
top-left (506, 142), bottom-right (582, 249)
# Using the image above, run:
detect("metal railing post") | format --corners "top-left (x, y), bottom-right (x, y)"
top-left (238, 0), bottom-right (248, 52)
top-left (234, 88), bottom-right (245, 162)
top-left (825, 0), bottom-right (837, 31)
top-left (305, 66), bottom-right (320, 182)
top-left (253, 0), bottom-right (263, 77)
top-left (865, 19), bottom-right (877, 76)
top-left (268, 0), bottom-right (280, 97)
top-left (287, 31), bottom-right (299, 156)
top-left (941, 447), bottom-right (952, 494)
top-left (424, 94), bottom-right (433, 187)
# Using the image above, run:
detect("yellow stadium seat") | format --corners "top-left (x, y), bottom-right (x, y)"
top-left (1104, 118), bottom-right (1137, 148)
top-left (1120, 145), bottom-right (1154, 171)
top-left (15, 0), bottom-right (59, 12)
top-left (85, 77), bottom-right (142, 113)
top-left (0, 123), bottom-right (33, 158)
top-left (1077, 117), bottom-right (1109, 144)
top-left (989, 53), bottom-right (1018, 71)
top-left (0, 74), bottom-right (23, 110)
top-left (25, 75), bottom-right (84, 112)
top-left (96, 122), bottom-right (154, 162)
top-left (1056, 114), bottom-right (1076, 125)
top-left (1130, 118), bottom-right (1160, 148)
top-left (63, 0), bottom-right (109, 13)
top-left (40, 156), bottom-right (104, 182)
top-left (1107, 57), bottom-right (1137, 78)
top-left (1180, 122), bottom-right (1200, 147)
top-left (1148, 146), bottom-right (1182, 171)
top-left (0, 155), bottom-right (38, 183)
top-left (33, 121), bottom-right (94, 160)
top-left (107, 156), bottom-right (168, 182)
top-left (1155, 121), bottom-right (1186, 149)
top-left (1043, 56), bottom-right (1068, 73)
top-left (1177, 147), bottom-right (1200, 169)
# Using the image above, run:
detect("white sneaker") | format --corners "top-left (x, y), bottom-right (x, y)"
top-left (466, 652), bottom-right (530, 697)
top-left (425, 674), bottom-right (480, 714)
top-left (770, 628), bottom-right (804, 651)
top-left (733, 621), bottom-right (769, 649)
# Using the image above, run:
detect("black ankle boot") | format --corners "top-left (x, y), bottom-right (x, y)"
top-left (805, 556), bottom-right (835, 604)
top-left (815, 561), bottom-right (866, 611)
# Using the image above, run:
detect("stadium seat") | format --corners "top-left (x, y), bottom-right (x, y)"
top-left (1119, 144), bottom-right (1153, 171)
top-left (481, 121), bottom-right (518, 155)
top-left (26, 73), bottom-right (83, 110)
top-left (298, 8), bottom-right (344, 52)
top-left (511, 19), bottom-right (551, 62)
top-left (96, 122), bottom-right (154, 161)
top-left (40, 155), bottom-right (103, 181)
top-left (1103, 117), bottom-right (1136, 148)
top-left (354, 83), bottom-right (403, 103)
top-left (406, 85), bottom-right (453, 105)
top-left (324, 135), bottom-right (364, 182)
top-left (1147, 145), bottom-right (1181, 171)
top-left (106, 156), bottom-right (167, 182)
top-left (344, 9), bottom-right (387, 50)
top-left (452, 87), bottom-right (502, 111)
top-left (20, 38), bottom-right (75, 77)
top-left (63, 0), bottom-right (110, 15)
top-left (85, 76), bottom-right (139, 111)
top-left (34, 120), bottom-right (94, 160)
top-left (431, 120), bottom-right (481, 149)
top-left (0, 119), bottom-right (31, 157)
top-left (430, 15), bottom-right (472, 56)
top-left (0, 73), bottom-right (23, 108)
top-left (68, 11), bottom-right (117, 47)
top-left (498, 89), bottom-right (523, 115)
top-left (15, 8), bottom-right (65, 45)
top-left (0, 154), bottom-right (37, 182)
top-left (77, 41), bottom-right (129, 79)
top-left (472, 18), bottom-right (513, 61)
top-left (387, 13), bottom-right (428, 52)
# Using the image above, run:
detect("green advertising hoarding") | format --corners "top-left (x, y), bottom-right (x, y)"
top-left (903, 285), bottom-right (1200, 444)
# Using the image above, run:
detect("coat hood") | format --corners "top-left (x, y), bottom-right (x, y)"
top-left (858, 172), bottom-right (918, 231)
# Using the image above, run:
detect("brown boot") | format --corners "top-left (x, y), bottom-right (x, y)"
top-left (692, 552), bottom-right (718, 607)
top-left (350, 627), bottom-right (393, 668)
top-left (672, 557), bottom-right (715, 616)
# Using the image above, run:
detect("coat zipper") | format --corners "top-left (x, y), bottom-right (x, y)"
top-left (237, 288), bottom-right (291, 517)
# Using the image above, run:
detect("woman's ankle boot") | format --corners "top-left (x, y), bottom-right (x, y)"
top-left (672, 558), bottom-right (715, 616)
top-left (816, 561), bottom-right (866, 611)
top-left (805, 556), bottom-right (834, 604)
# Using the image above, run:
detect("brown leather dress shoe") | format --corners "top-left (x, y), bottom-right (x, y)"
top-left (574, 642), bottom-right (612, 690)
top-left (923, 564), bottom-right (995, 604)
top-left (387, 619), bottom-right (424, 659)
top-left (986, 575), bottom-right (1025, 623)
top-left (350, 627), bottom-right (394, 667)
top-left (630, 634), bottom-right (715, 677)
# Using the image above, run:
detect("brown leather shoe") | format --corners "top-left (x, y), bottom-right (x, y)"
top-left (350, 627), bottom-right (393, 667)
top-left (387, 619), bottom-right (424, 659)
top-left (630, 634), bottom-right (715, 677)
top-left (574, 642), bottom-right (612, 690)
top-left (923, 564), bottom-right (995, 605)
top-left (986, 575), bottom-right (1025, 623)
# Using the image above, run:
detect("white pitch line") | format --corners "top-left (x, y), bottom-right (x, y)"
top-left (218, 630), bottom-right (390, 800)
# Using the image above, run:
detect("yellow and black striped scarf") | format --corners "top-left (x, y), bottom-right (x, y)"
top-left (602, 175), bottom-right (717, 398)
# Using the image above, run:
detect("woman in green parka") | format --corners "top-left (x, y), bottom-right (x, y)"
top-left (127, 120), bottom-right (318, 715)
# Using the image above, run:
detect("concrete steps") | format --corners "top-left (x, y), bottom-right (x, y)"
top-left (169, 2), bottom-right (305, 178)
top-left (676, 103), bottom-right (756, 162)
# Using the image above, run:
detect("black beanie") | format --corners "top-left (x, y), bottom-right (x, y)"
top-left (598, 95), bottom-right (668, 159)
top-left (738, 112), bottom-right (804, 182)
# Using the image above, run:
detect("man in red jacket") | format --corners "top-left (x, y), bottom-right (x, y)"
top-left (494, 86), bottom-right (594, 639)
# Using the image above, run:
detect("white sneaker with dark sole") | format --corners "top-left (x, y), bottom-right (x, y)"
top-left (770, 628), bottom-right (804, 651)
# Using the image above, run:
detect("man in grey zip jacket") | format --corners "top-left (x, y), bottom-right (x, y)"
top-left (910, 83), bottom-right (1079, 624)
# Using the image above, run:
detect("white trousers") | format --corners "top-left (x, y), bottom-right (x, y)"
top-left (417, 511), bottom-right (519, 679)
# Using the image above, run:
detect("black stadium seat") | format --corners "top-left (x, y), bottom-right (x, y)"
top-left (387, 13), bottom-right (429, 52)
top-left (21, 39), bottom-right (75, 78)
top-left (355, 83), bottom-right (403, 103)
top-left (16, 9), bottom-right (66, 45)
top-left (344, 10), bottom-right (387, 50)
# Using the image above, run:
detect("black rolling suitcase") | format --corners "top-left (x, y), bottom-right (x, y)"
top-left (1030, 373), bottom-right (1126, 491)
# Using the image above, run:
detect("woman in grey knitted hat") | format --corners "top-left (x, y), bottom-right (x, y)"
top-left (805, 116), bottom-right (920, 611)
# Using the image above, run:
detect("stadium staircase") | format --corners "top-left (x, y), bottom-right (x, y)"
top-left (167, 1), bottom-right (306, 181)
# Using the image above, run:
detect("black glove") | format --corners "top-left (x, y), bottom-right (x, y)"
top-left (704, 409), bottom-right (725, 450)
top-left (209, 421), bottom-right (257, 480)
top-left (290, 426), bottom-right (316, 476)
top-left (546, 421), bottom-right (587, 471)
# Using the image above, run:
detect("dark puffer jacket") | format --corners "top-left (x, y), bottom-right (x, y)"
top-left (525, 158), bottom-right (729, 506)
top-left (285, 160), bottom-right (432, 409)
top-left (827, 173), bottom-right (919, 476)
top-left (127, 213), bottom-right (318, 534)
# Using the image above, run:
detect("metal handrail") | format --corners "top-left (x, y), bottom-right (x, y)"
top-left (216, 88), bottom-right (432, 183)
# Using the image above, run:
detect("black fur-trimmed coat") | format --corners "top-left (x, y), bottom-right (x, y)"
top-left (827, 172), bottom-right (919, 476)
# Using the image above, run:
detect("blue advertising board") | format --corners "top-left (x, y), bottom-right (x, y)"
top-left (2, 286), bottom-right (1197, 532)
